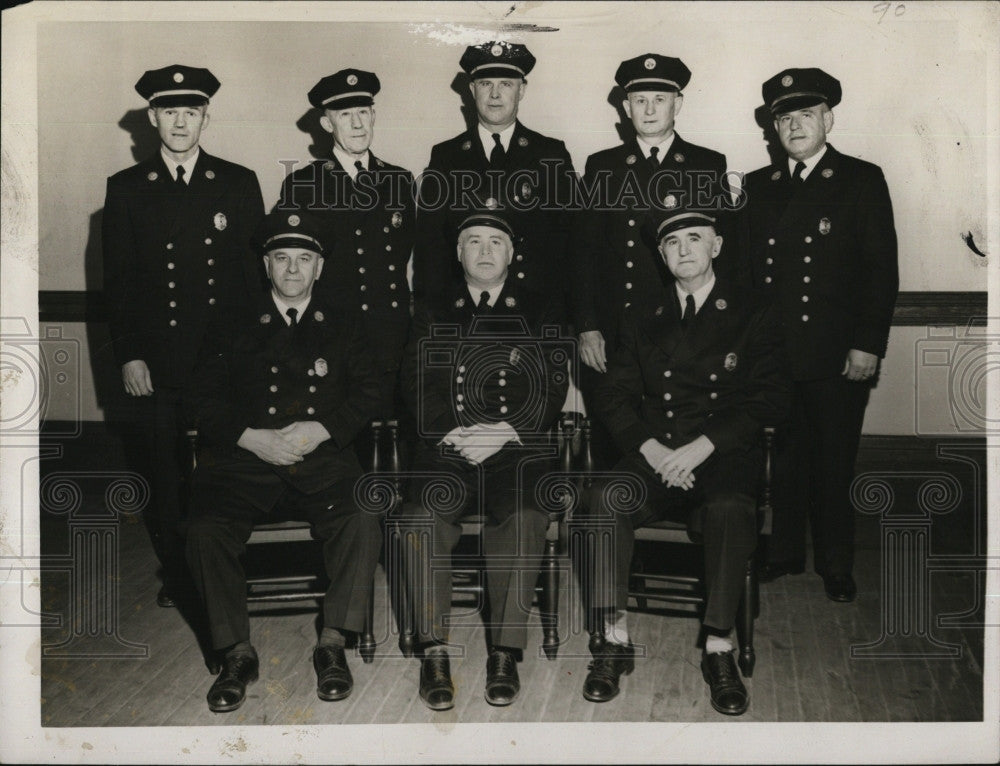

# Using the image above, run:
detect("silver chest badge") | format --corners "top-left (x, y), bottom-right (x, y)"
top-left (819, 217), bottom-right (831, 235)
top-left (391, 211), bottom-right (403, 229)
top-left (214, 212), bottom-right (227, 231)
top-left (520, 181), bottom-right (532, 201)
top-left (314, 358), bottom-right (328, 377)
top-left (509, 348), bottom-right (521, 365)
top-left (724, 353), bottom-right (738, 371)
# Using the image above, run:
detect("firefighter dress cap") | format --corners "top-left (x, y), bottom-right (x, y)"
top-left (460, 41), bottom-right (536, 80)
top-left (257, 209), bottom-right (327, 255)
top-left (763, 67), bottom-right (842, 114)
top-left (135, 65), bottom-right (220, 107)
top-left (308, 69), bottom-right (381, 109)
top-left (615, 54), bottom-right (691, 93)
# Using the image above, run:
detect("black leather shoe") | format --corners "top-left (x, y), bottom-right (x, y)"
top-left (156, 585), bottom-right (177, 608)
top-left (823, 573), bottom-right (857, 603)
top-left (701, 650), bottom-right (749, 716)
top-left (757, 560), bottom-right (805, 583)
top-left (582, 642), bottom-right (634, 702)
top-left (484, 649), bottom-right (520, 706)
top-left (313, 645), bottom-right (353, 701)
top-left (419, 651), bottom-right (455, 711)
top-left (207, 649), bottom-right (259, 713)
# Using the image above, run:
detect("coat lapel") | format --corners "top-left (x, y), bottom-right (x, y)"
top-left (775, 144), bottom-right (841, 231)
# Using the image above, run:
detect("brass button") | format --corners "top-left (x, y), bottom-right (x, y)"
top-left (456, 376), bottom-right (463, 384)
top-left (355, 229), bottom-right (363, 236)
top-left (207, 278), bottom-right (215, 286)
top-left (388, 264), bottom-right (396, 271)
top-left (499, 405), bottom-right (508, 414)
top-left (391, 301), bottom-right (398, 308)
top-left (626, 240), bottom-right (634, 247)
top-left (459, 366), bottom-right (466, 373)
top-left (498, 379), bottom-right (507, 387)
top-left (357, 248), bottom-right (364, 255)
top-left (768, 238), bottom-right (775, 245)
top-left (308, 369), bottom-right (315, 376)
top-left (358, 267), bottom-right (366, 274)
top-left (764, 276), bottom-right (772, 284)
top-left (516, 254), bottom-right (523, 262)
top-left (167, 262), bottom-right (175, 269)
top-left (517, 272), bottom-right (524, 279)
top-left (268, 406), bottom-right (276, 415)
top-left (270, 385), bottom-right (278, 392)
top-left (208, 298), bottom-right (216, 305)
top-left (169, 319), bottom-right (177, 327)
top-left (169, 300), bottom-right (177, 308)
top-left (804, 256), bottom-right (812, 263)
top-left (710, 392), bottom-right (718, 400)
top-left (456, 394), bottom-right (464, 402)
top-left (803, 276), bottom-right (811, 283)
top-left (628, 219), bottom-right (636, 226)
top-left (166, 243), bottom-right (174, 250)
top-left (271, 366), bottom-right (279, 373)
top-left (802, 295), bottom-right (809, 302)
top-left (385, 245), bottom-right (392, 252)
top-left (804, 236), bottom-right (812, 244)
top-left (168, 281), bottom-right (176, 288)
top-left (626, 261), bottom-right (633, 268)
top-left (205, 238), bottom-right (212, 245)
top-left (207, 258), bottom-right (215, 266)
top-left (666, 410), bottom-right (674, 418)
top-left (383, 226), bottom-right (390, 234)
top-left (307, 407), bottom-right (315, 415)
top-left (361, 304), bottom-right (369, 311)
top-left (360, 285), bottom-right (367, 292)
top-left (766, 258), bottom-right (773, 265)
top-left (456, 404), bottom-right (464, 412)
top-left (663, 393), bottom-right (671, 401)
top-left (390, 283), bottom-right (396, 290)
top-left (802, 314), bottom-right (809, 322)
top-left (625, 282), bottom-right (632, 289)
top-left (309, 385), bottom-right (316, 393)
top-left (709, 373), bottom-right (717, 381)
top-left (664, 370), bottom-right (672, 377)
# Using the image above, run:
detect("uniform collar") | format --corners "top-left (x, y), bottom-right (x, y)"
top-left (160, 147), bottom-right (200, 183)
top-left (787, 143), bottom-right (828, 181)
top-left (466, 281), bottom-right (504, 307)
top-left (478, 122), bottom-right (516, 155)
top-left (271, 292), bottom-right (312, 325)
top-left (333, 145), bottom-right (369, 180)
top-left (636, 132), bottom-right (676, 161)
top-left (675, 273), bottom-right (716, 314)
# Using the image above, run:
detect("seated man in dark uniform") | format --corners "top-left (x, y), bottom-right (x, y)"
top-left (577, 200), bottom-right (788, 716)
top-left (184, 211), bottom-right (382, 713)
top-left (397, 210), bottom-right (569, 711)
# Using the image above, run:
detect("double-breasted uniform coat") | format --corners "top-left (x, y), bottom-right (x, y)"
top-left (413, 122), bottom-right (576, 305)
top-left (279, 152), bottom-right (415, 415)
top-left (102, 149), bottom-right (265, 581)
top-left (397, 279), bottom-right (569, 654)
top-left (584, 275), bottom-right (788, 630)
top-left (740, 144), bottom-right (898, 576)
top-left (182, 294), bottom-right (383, 650)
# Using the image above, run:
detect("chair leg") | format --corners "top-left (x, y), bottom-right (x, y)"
top-left (540, 537), bottom-right (560, 660)
top-left (738, 554), bottom-right (757, 678)
top-left (393, 532), bottom-right (416, 658)
top-left (359, 581), bottom-right (376, 664)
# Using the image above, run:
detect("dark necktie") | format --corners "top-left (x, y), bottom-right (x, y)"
top-left (174, 164), bottom-right (186, 190)
top-left (286, 307), bottom-right (298, 326)
top-left (792, 161), bottom-right (806, 184)
top-left (490, 133), bottom-right (505, 166)
top-left (680, 293), bottom-right (696, 330)
top-left (354, 160), bottom-right (367, 182)
top-left (476, 290), bottom-right (491, 314)
top-left (649, 145), bottom-right (660, 170)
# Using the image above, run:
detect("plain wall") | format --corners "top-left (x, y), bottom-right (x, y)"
top-left (30, 2), bottom-right (999, 430)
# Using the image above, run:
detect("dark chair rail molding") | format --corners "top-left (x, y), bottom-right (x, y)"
top-left (39, 290), bottom-right (988, 326)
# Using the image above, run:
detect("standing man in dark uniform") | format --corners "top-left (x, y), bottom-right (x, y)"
top-left (102, 65), bottom-right (265, 607)
top-left (398, 211), bottom-right (569, 711)
top-left (278, 69), bottom-right (414, 421)
top-left (184, 211), bottom-right (383, 713)
top-left (740, 68), bottom-right (898, 602)
top-left (572, 53), bottom-right (731, 467)
top-left (413, 41), bottom-right (576, 305)
top-left (578, 202), bottom-right (787, 715)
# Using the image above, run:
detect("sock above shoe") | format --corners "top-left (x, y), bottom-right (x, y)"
top-left (705, 634), bottom-right (734, 655)
top-left (318, 627), bottom-right (347, 648)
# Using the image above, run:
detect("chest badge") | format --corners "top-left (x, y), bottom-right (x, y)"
top-left (819, 217), bottom-right (832, 235)
top-left (626, 154), bottom-right (637, 166)
top-left (391, 211), bottom-right (403, 229)
top-left (314, 358), bottom-right (328, 377)
top-left (260, 313), bottom-right (272, 324)
top-left (214, 212), bottom-right (227, 231)
top-left (520, 181), bottom-right (533, 201)
top-left (724, 353), bottom-right (738, 371)
top-left (509, 348), bottom-right (521, 366)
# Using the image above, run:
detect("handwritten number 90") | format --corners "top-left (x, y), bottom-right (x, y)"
top-left (874, 2), bottom-right (906, 22)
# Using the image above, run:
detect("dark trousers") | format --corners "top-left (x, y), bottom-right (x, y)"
top-left (396, 444), bottom-right (550, 654)
top-left (769, 374), bottom-right (870, 576)
top-left (143, 386), bottom-right (188, 584)
top-left (579, 363), bottom-right (623, 471)
top-left (577, 450), bottom-right (759, 632)
top-left (185, 476), bottom-right (382, 651)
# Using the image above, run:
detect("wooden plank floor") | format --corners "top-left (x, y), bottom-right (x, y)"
top-left (39, 440), bottom-right (986, 726)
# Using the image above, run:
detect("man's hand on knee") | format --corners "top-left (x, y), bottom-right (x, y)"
top-left (122, 359), bottom-right (154, 396)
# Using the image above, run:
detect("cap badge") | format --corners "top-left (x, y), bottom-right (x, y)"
top-left (461, 140), bottom-right (472, 151)
top-left (288, 214), bottom-right (301, 227)
top-left (517, 136), bottom-right (528, 147)
top-left (771, 170), bottom-right (782, 181)
top-left (724, 352), bottom-right (738, 371)
top-left (314, 311), bottom-right (324, 322)
top-left (781, 75), bottom-right (793, 87)
top-left (314, 358), bottom-right (328, 377)
top-left (715, 298), bottom-right (727, 311)
top-left (655, 306), bottom-right (664, 316)
top-left (505, 296), bottom-right (516, 308)
top-left (819, 217), bottom-right (831, 235)
top-left (821, 168), bottom-right (834, 178)
top-left (521, 181), bottom-right (533, 200)
top-left (626, 154), bottom-right (637, 165)
top-left (485, 197), bottom-right (498, 209)
top-left (173, 72), bottom-right (184, 83)
top-left (205, 170), bottom-right (215, 180)
top-left (147, 171), bottom-right (158, 181)
top-left (455, 298), bottom-right (466, 308)
top-left (391, 211), bottom-right (403, 229)
top-left (346, 73), bottom-right (358, 86)
top-left (644, 57), bottom-right (656, 70)
top-left (260, 313), bottom-right (272, 324)
top-left (491, 43), bottom-right (504, 57)
top-left (214, 212), bottom-right (227, 231)
top-left (663, 194), bottom-right (678, 209)
top-left (673, 152), bottom-right (685, 163)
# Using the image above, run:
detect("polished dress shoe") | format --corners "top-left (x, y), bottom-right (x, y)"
top-left (156, 585), bottom-right (177, 608)
top-left (757, 560), bottom-right (805, 583)
top-left (823, 573), bottom-right (857, 603)
top-left (701, 650), bottom-right (749, 716)
top-left (484, 649), bottom-right (520, 706)
top-left (419, 650), bottom-right (455, 711)
top-left (313, 645), bottom-right (353, 701)
top-left (207, 648), bottom-right (259, 713)
top-left (582, 642), bottom-right (634, 702)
